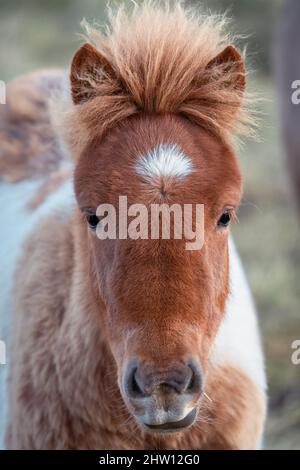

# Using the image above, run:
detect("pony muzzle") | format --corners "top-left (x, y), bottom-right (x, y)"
top-left (122, 358), bottom-right (202, 432)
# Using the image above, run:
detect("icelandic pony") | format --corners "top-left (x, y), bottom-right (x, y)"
top-left (0, 2), bottom-right (266, 449)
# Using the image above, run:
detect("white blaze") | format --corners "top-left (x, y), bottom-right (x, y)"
top-left (136, 143), bottom-right (193, 181)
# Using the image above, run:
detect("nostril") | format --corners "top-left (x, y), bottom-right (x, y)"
top-left (186, 371), bottom-right (195, 392)
top-left (132, 369), bottom-right (143, 395)
top-left (186, 362), bottom-right (202, 395)
top-left (126, 367), bottom-right (145, 398)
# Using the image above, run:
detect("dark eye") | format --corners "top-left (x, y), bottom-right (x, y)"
top-left (217, 211), bottom-right (231, 228)
top-left (86, 213), bottom-right (99, 230)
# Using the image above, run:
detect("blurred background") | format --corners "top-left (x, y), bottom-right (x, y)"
top-left (0, 0), bottom-right (299, 449)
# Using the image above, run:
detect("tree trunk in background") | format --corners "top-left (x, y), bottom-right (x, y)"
top-left (275, 0), bottom-right (300, 218)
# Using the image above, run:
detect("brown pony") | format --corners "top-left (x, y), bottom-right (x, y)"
top-left (0, 1), bottom-right (266, 449)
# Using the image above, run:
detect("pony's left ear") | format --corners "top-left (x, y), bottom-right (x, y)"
top-left (206, 45), bottom-right (246, 94)
top-left (70, 43), bottom-right (116, 105)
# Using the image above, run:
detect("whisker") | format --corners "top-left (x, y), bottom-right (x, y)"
top-left (203, 392), bottom-right (213, 403)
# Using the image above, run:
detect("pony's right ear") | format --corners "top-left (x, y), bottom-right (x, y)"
top-left (70, 43), bottom-right (116, 105)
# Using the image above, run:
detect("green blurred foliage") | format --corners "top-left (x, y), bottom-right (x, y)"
top-left (233, 78), bottom-right (300, 449)
top-left (190, 0), bottom-right (282, 73)
top-left (0, 0), bottom-right (282, 80)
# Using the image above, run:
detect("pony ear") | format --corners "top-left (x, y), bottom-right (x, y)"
top-left (206, 45), bottom-right (246, 93)
top-left (70, 43), bottom-right (116, 105)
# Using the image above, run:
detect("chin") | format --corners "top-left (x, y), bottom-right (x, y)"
top-left (137, 408), bottom-right (197, 435)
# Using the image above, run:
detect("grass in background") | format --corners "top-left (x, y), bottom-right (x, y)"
top-left (233, 78), bottom-right (300, 449)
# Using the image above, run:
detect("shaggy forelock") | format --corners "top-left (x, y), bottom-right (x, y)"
top-left (57, 0), bottom-right (255, 157)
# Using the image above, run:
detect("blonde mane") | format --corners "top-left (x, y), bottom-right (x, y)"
top-left (59, 1), bottom-right (254, 157)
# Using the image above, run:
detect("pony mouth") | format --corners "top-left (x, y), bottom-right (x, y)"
top-left (142, 408), bottom-right (197, 433)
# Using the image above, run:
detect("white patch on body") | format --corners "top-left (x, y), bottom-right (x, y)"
top-left (0, 175), bottom-right (74, 449)
top-left (212, 237), bottom-right (267, 448)
top-left (213, 238), bottom-right (266, 392)
top-left (136, 144), bottom-right (193, 181)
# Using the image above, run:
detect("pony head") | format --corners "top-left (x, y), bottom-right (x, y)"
top-left (65, 1), bottom-right (251, 433)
